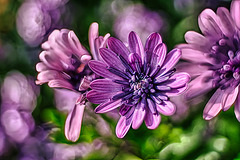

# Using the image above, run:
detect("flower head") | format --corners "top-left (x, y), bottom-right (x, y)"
top-left (87, 32), bottom-right (190, 138)
top-left (178, 0), bottom-right (240, 121)
top-left (36, 23), bottom-right (110, 141)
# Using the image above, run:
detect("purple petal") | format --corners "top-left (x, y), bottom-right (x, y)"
top-left (144, 109), bottom-right (161, 129)
top-left (145, 33), bottom-right (162, 64)
top-left (222, 87), bottom-right (239, 111)
top-left (128, 31), bottom-right (144, 61)
top-left (94, 99), bottom-right (122, 113)
top-left (36, 70), bottom-right (62, 85)
top-left (185, 71), bottom-right (214, 99)
top-left (151, 43), bottom-right (167, 68)
top-left (128, 53), bottom-right (142, 71)
top-left (180, 48), bottom-right (213, 64)
top-left (65, 104), bottom-right (85, 142)
top-left (36, 62), bottom-right (48, 72)
top-left (158, 49), bottom-right (181, 76)
top-left (116, 115), bottom-right (133, 138)
top-left (88, 60), bottom-right (123, 80)
top-left (164, 72), bottom-right (190, 89)
top-left (156, 100), bottom-right (176, 116)
top-left (230, 0), bottom-right (240, 29)
top-left (147, 98), bottom-right (157, 113)
top-left (99, 48), bottom-right (125, 71)
top-left (198, 9), bottom-right (222, 38)
top-left (119, 105), bottom-right (135, 118)
top-left (107, 37), bottom-right (130, 60)
top-left (203, 88), bottom-right (224, 120)
top-left (132, 101), bottom-right (146, 129)
top-left (88, 22), bottom-right (100, 60)
top-left (48, 79), bottom-right (73, 90)
top-left (87, 90), bottom-right (117, 104)
top-left (68, 31), bottom-right (89, 57)
top-left (165, 84), bottom-right (188, 97)
top-left (184, 31), bottom-right (210, 46)
top-left (90, 79), bottom-right (122, 92)
top-left (217, 7), bottom-right (235, 37)
top-left (234, 91), bottom-right (240, 122)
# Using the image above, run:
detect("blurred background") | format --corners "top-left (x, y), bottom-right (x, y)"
top-left (0, 0), bottom-right (239, 159)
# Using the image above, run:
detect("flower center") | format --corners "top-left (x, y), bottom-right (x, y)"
top-left (211, 36), bottom-right (240, 89)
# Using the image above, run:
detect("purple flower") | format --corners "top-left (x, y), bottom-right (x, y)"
top-left (1, 71), bottom-right (38, 143)
top-left (178, 0), bottom-right (240, 121)
top-left (16, 0), bottom-right (69, 47)
top-left (87, 32), bottom-right (190, 138)
top-left (36, 23), bottom-right (110, 141)
top-left (113, 4), bottom-right (166, 44)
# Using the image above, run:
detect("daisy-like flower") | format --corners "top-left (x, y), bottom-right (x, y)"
top-left (178, 0), bottom-right (240, 121)
top-left (36, 22), bottom-right (110, 141)
top-left (87, 32), bottom-right (190, 138)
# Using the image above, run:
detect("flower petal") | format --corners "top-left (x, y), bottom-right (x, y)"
top-left (156, 100), bottom-right (176, 116)
top-left (99, 48), bottom-right (125, 71)
top-left (48, 79), bottom-right (74, 90)
top-left (230, 0), bottom-right (240, 29)
top-left (164, 72), bottom-right (190, 89)
top-left (94, 99), bottom-right (122, 113)
top-left (151, 43), bottom-right (167, 68)
top-left (88, 60), bottom-right (123, 80)
top-left (145, 33), bottom-right (162, 64)
top-left (217, 7), bottom-right (235, 37)
top-left (128, 31), bottom-right (144, 61)
top-left (87, 90), bottom-right (116, 104)
top-left (132, 101), bottom-right (146, 130)
top-left (107, 37), bottom-right (130, 60)
top-left (165, 84), bottom-right (188, 97)
top-left (116, 115), bottom-right (133, 138)
top-left (144, 109), bottom-right (161, 129)
top-left (90, 79), bottom-right (122, 92)
top-left (65, 104), bottom-right (85, 142)
top-left (203, 88), bottom-right (224, 120)
top-left (158, 49), bottom-right (181, 76)
top-left (89, 22), bottom-right (100, 60)
top-left (198, 8), bottom-right (222, 38)
top-left (234, 88), bottom-right (240, 122)
top-left (185, 71), bottom-right (213, 99)
top-left (222, 86), bottom-right (239, 111)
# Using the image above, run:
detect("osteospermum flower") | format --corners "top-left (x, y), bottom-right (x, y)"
top-left (178, 0), bottom-right (240, 121)
top-left (36, 22), bottom-right (110, 141)
top-left (87, 32), bottom-right (190, 138)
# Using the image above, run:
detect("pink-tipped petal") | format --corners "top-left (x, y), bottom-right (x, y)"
top-left (156, 100), bottom-right (176, 116)
top-left (145, 33), bottom-right (162, 63)
top-left (144, 109), bottom-right (161, 129)
top-left (65, 104), bottom-right (85, 142)
top-left (222, 87), bottom-right (239, 111)
top-left (116, 115), bottom-right (133, 138)
top-left (203, 88), bottom-right (224, 120)
top-left (132, 101), bottom-right (146, 129)
top-left (68, 31), bottom-right (89, 56)
top-left (151, 43), bottom-right (167, 68)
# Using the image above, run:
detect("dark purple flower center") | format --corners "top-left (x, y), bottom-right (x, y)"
top-left (111, 54), bottom-right (173, 106)
top-left (210, 36), bottom-right (240, 89)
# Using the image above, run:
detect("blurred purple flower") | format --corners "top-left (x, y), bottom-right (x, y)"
top-left (178, 0), bottom-right (240, 121)
top-left (87, 32), bottom-right (190, 138)
top-left (114, 4), bottom-right (166, 44)
top-left (36, 23), bottom-right (110, 141)
top-left (16, 0), bottom-right (69, 47)
top-left (0, 71), bottom-right (39, 143)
